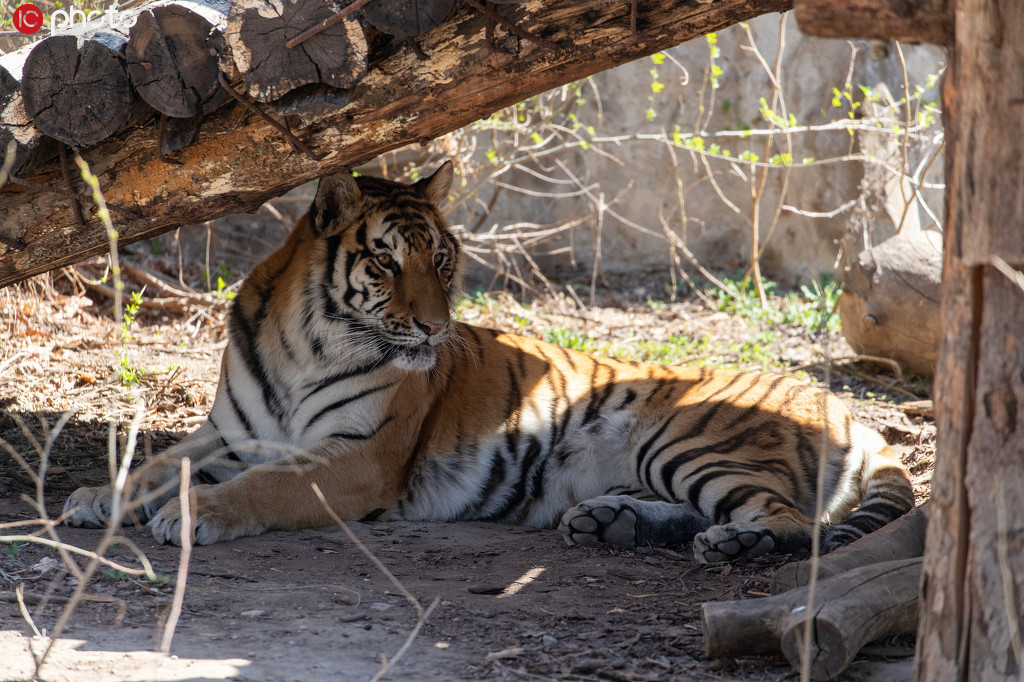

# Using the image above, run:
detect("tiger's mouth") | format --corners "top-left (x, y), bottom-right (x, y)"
top-left (387, 340), bottom-right (438, 370)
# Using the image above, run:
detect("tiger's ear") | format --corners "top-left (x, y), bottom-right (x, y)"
top-left (310, 172), bottom-right (362, 237)
top-left (414, 160), bottom-right (454, 206)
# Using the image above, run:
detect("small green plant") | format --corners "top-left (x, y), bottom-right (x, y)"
top-left (704, 274), bottom-right (840, 334)
top-left (3, 541), bottom-right (27, 560)
top-left (544, 328), bottom-right (595, 352)
top-left (104, 568), bottom-right (128, 582)
top-left (118, 289), bottom-right (146, 386)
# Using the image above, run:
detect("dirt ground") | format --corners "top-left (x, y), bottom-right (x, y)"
top-left (0, 248), bottom-right (933, 682)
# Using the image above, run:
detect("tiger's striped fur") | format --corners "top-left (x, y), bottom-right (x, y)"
top-left (64, 162), bottom-right (914, 563)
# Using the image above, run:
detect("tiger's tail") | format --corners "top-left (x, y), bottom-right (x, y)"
top-left (824, 422), bottom-right (915, 551)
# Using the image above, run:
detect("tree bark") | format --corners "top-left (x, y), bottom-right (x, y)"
top-left (916, 0), bottom-right (1024, 679)
top-left (793, 0), bottom-right (953, 46)
top-left (0, 0), bottom-right (792, 288)
top-left (704, 558), bottom-right (922, 680)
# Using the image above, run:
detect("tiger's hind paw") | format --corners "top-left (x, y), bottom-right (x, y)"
top-left (694, 522), bottom-right (775, 563)
top-left (559, 497), bottom-right (640, 549)
top-left (64, 486), bottom-right (121, 528)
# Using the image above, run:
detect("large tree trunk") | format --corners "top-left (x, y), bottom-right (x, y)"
top-left (0, 0), bottom-right (790, 288)
top-left (915, 0), bottom-right (1024, 677)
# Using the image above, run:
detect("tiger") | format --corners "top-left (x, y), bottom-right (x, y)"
top-left (63, 161), bottom-right (914, 564)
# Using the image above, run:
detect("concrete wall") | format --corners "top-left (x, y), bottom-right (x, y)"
top-left (443, 12), bottom-right (946, 288)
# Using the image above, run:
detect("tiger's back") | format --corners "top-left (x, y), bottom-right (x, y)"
top-left (63, 161), bottom-right (914, 561)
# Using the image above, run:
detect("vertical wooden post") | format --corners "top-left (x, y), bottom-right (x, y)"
top-left (916, 0), bottom-right (1024, 679)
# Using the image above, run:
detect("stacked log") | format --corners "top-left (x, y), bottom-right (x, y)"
top-left (22, 32), bottom-right (135, 147)
top-left (0, 50), bottom-right (56, 177)
top-left (225, 0), bottom-right (367, 102)
top-left (126, 1), bottom-right (229, 118)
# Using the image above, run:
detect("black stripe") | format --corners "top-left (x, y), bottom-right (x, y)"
top-left (304, 383), bottom-right (394, 431)
top-left (583, 362), bottom-right (616, 426)
top-left (482, 438), bottom-right (543, 523)
top-left (711, 485), bottom-right (792, 524)
top-left (303, 360), bottom-right (380, 401)
top-left (723, 375), bottom-right (788, 428)
top-left (224, 372), bottom-right (258, 438)
top-left (618, 389), bottom-right (637, 409)
top-left (635, 416), bottom-right (675, 491)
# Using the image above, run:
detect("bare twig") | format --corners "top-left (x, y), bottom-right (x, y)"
top-left (310, 483), bottom-right (438, 681)
top-left (159, 458), bottom-right (193, 654)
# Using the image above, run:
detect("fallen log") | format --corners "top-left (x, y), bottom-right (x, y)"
top-left (0, 0), bottom-right (793, 288)
top-left (225, 0), bottom-right (368, 102)
top-left (771, 503), bottom-right (928, 594)
top-left (21, 32), bottom-right (137, 147)
top-left (838, 229), bottom-right (942, 377)
top-left (126, 0), bottom-right (229, 118)
top-left (703, 557), bottom-right (922, 680)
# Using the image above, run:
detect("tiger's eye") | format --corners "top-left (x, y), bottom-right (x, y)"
top-left (433, 252), bottom-right (446, 268)
top-left (374, 253), bottom-right (393, 269)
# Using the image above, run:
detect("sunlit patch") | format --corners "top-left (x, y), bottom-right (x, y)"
top-left (2, 631), bottom-right (249, 681)
top-left (497, 566), bottom-right (546, 599)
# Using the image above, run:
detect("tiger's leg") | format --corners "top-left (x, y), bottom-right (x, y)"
top-left (147, 414), bottom-right (422, 545)
top-left (822, 426), bottom-right (914, 551)
top-left (63, 420), bottom-right (232, 528)
top-left (559, 495), bottom-right (710, 549)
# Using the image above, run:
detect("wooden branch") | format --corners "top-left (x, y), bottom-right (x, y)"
top-left (0, 0), bottom-right (792, 289)
top-left (838, 229), bottom-right (942, 377)
top-left (704, 558), bottom-right (922, 680)
top-left (793, 0), bottom-right (953, 46)
top-left (772, 503), bottom-right (928, 594)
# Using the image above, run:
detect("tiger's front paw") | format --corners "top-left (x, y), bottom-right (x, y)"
top-left (693, 522), bottom-right (775, 563)
top-left (148, 485), bottom-right (259, 546)
top-left (559, 497), bottom-right (640, 548)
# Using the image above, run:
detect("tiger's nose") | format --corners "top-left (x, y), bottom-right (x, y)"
top-left (414, 317), bottom-right (449, 336)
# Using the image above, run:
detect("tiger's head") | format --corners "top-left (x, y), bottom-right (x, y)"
top-left (306, 161), bottom-right (461, 371)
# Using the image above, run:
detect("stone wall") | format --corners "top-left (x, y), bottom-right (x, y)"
top-left (441, 12), bottom-right (946, 288)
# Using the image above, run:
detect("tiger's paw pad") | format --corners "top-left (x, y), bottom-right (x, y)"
top-left (559, 499), bottom-right (639, 549)
top-left (694, 523), bottom-right (775, 563)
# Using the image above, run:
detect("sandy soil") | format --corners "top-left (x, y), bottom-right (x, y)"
top-left (0, 260), bottom-right (932, 682)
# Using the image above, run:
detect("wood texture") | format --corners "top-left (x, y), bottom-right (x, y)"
top-left (838, 229), bottom-right (942, 377)
top-left (704, 558), bottom-right (922, 680)
top-left (772, 503), bottom-right (928, 594)
top-left (225, 0), bottom-right (368, 102)
top-left (793, 0), bottom-right (953, 46)
top-left (0, 0), bottom-right (792, 288)
top-left (916, 0), bottom-right (1024, 679)
top-left (21, 33), bottom-right (135, 147)
top-left (0, 54), bottom-right (56, 177)
top-left (127, 1), bottom-right (228, 118)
